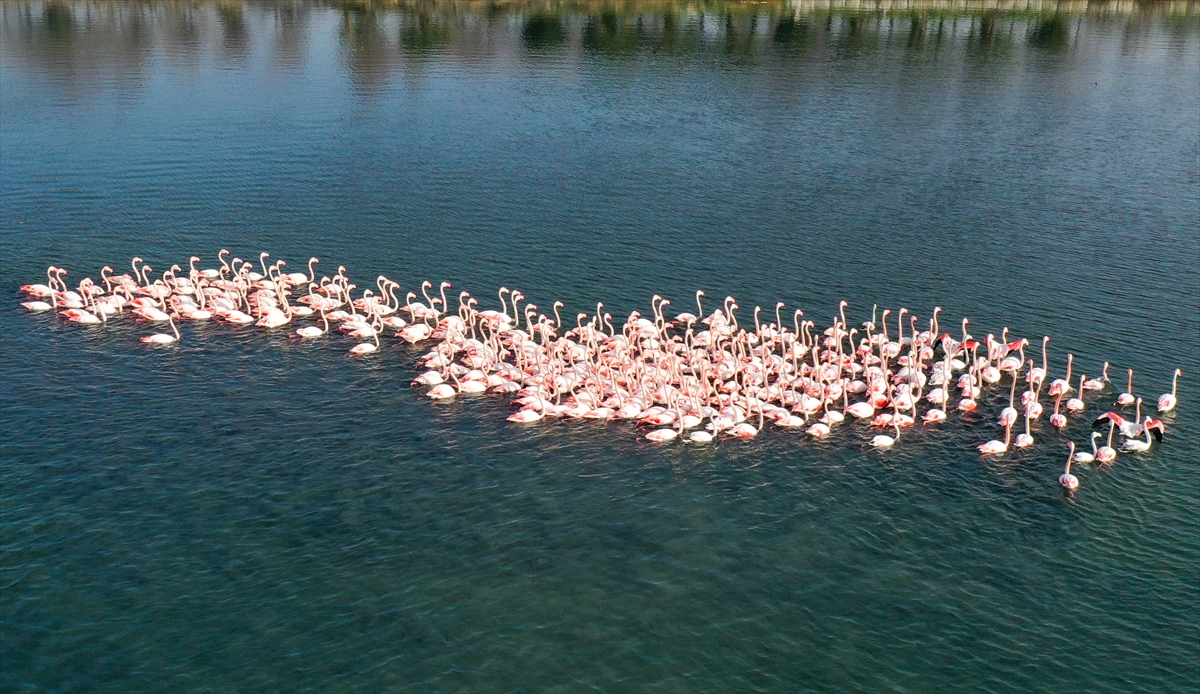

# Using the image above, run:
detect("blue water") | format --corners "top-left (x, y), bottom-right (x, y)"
top-left (2, 3), bottom-right (1198, 691)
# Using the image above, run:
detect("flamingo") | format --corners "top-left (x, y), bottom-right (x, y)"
top-left (15, 258), bottom-right (1184, 464)
top-left (978, 422), bottom-right (1012, 455)
top-left (285, 257), bottom-right (318, 285)
top-left (1093, 398), bottom-right (1144, 438)
top-left (23, 281), bottom-right (57, 312)
top-left (1121, 420), bottom-right (1155, 452)
top-left (845, 401), bottom-right (875, 419)
top-left (1082, 363), bottom-right (1109, 391)
top-left (1028, 336), bottom-right (1049, 386)
top-left (295, 310), bottom-right (329, 338)
top-left (1060, 443), bottom-right (1079, 490)
top-left (871, 421), bottom-right (901, 448)
top-left (349, 317), bottom-right (381, 355)
top-left (1048, 353), bottom-right (1073, 397)
top-left (1065, 375), bottom-right (1087, 412)
top-left (508, 400), bottom-right (545, 423)
top-left (997, 338), bottom-right (1026, 373)
top-left (1014, 416), bottom-right (1034, 448)
top-left (1049, 393), bottom-right (1066, 429)
top-left (1096, 422), bottom-right (1117, 463)
top-left (726, 403), bottom-right (764, 439)
top-left (141, 315), bottom-right (180, 345)
top-left (646, 398), bottom-right (683, 441)
top-left (999, 377), bottom-right (1019, 428)
top-left (21, 266), bottom-right (57, 298)
top-left (1157, 369), bottom-right (1180, 413)
top-left (1074, 433), bottom-right (1099, 463)
top-left (1116, 369), bottom-right (1135, 406)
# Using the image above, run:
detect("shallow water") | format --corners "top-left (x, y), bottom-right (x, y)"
top-left (2, 2), bottom-right (1199, 691)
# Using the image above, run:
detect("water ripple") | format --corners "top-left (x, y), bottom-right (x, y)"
top-left (2, 2), bottom-right (1199, 692)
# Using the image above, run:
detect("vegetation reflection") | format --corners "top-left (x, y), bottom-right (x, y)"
top-left (1, 0), bottom-right (1193, 82)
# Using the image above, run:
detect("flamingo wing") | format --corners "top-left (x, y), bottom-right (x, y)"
top-left (1092, 412), bottom-right (1125, 428)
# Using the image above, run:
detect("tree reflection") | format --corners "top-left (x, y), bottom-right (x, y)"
top-left (401, 13), bottom-right (450, 51)
top-left (1029, 14), bottom-right (1070, 49)
top-left (340, 6), bottom-right (399, 94)
top-left (523, 13), bottom-right (566, 48)
top-left (218, 4), bottom-right (249, 64)
top-left (43, 2), bottom-right (73, 41)
top-left (581, 11), bottom-right (641, 54)
top-left (0, 1), bottom-right (1191, 90)
top-left (773, 15), bottom-right (812, 51)
top-left (270, 4), bottom-right (309, 68)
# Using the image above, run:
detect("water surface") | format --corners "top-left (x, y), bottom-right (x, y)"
top-left (2, 2), bottom-right (1199, 691)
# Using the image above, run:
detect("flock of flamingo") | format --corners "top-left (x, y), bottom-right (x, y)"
top-left (19, 251), bottom-right (1183, 492)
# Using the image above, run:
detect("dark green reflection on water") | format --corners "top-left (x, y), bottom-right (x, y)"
top-left (1029, 13), bottom-right (1071, 48)
top-left (774, 15), bottom-right (814, 50)
top-left (43, 1), bottom-right (73, 38)
top-left (7, 1), bottom-right (1196, 79)
top-left (524, 13), bottom-right (566, 47)
top-left (400, 13), bottom-right (450, 49)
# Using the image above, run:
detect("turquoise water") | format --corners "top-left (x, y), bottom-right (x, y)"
top-left (2, 3), bottom-right (1199, 691)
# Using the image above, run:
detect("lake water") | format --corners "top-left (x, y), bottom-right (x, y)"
top-left (2, 2), bottom-right (1198, 691)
